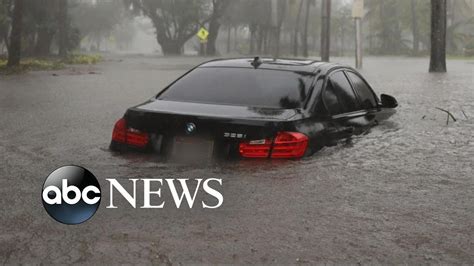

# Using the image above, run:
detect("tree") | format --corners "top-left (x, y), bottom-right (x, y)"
top-left (301, 0), bottom-right (312, 57)
top-left (126, 0), bottom-right (208, 55)
top-left (320, 0), bottom-right (330, 61)
top-left (0, 0), bottom-right (12, 55)
top-left (331, 2), bottom-right (351, 57)
top-left (379, 0), bottom-right (404, 54)
top-left (72, 0), bottom-right (125, 51)
top-left (429, 0), bottom-right (447, 72)
top-left (364, 0), bottom-right (414, 55)
top-left (58, 0), bottom-right (68, 58)
top-left (206, 0), bottom-right (230, 56)
top-left (410, 0), bottom-right (420, 54)
top-left (25, 0), bottom-right (59, 56)
top-left (237, 0), bottom-right (271, 55)
top-left (271, 0), bottom-right (287, 58)
top-left (292, 0), bottom-right (303, 56)
top-left (7, 0), bottom-right (23, 67)
top-left (220, 1), bottom-right (243, 54)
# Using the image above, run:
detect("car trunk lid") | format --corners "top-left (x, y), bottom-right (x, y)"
top-left (125, 100), bottom-right (299, 140)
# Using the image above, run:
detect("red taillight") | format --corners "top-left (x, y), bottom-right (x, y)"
top-left (239, 139), bottom-right (272, 158)
top-left (112, 118), bottom-right (149, 148)
top-left (239, 131), bottom-right (308, 159)
top-left (271, 132), bottom-right (308, 158)
top-left (112, 118), bottom-right (127, 143)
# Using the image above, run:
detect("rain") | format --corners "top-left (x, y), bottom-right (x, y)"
top-left (0, 0), bottom-right (473, 264)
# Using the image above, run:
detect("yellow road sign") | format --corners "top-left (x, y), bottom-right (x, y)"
top-left (196, 27), bottom-right (209, 41)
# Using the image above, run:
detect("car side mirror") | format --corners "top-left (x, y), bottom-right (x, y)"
top-left (380, 94), bottom-right (398, 108)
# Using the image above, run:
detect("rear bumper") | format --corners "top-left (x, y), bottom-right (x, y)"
top-left (109, 135), bottom-right (311, 160)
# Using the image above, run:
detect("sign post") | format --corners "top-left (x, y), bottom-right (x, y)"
top-left (352, 0), bottom-right (364, 69)
top-left (196, 27), bottom-right (209, 56)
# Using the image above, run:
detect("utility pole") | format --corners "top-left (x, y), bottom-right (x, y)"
top-left (320, 0), bottom-right (331, 62)
top-left (352, 0), bottom-right (364, 69)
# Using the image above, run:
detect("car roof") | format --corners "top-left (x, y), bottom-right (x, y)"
top-left (198, 57), bottom-right (345, 74)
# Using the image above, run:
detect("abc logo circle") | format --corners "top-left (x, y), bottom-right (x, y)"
top-left (42, 165), bottom-right (101, 225)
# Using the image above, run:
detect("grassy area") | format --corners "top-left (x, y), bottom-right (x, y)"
top-left (0, 54), bottom-right (102, 74)
top-left (446, 54), bottom-right (474, 60)
top-left (62, 54), bottom-right (102, 65)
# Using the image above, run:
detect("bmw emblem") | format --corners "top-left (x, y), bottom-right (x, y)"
top-left (185, 122), bottom-right (196, 134)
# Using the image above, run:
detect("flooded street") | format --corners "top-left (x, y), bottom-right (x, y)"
top-left (1, 55), bottom-right (473, 264)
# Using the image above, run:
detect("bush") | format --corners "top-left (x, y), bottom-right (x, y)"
top-left (62, 54), bottom-right (102, 65)
top-left (0, 54), bottom-right (102, 74)
top-left (0, 58), bottom-right (64, 74)
top-left (464, 40), bottom-right (474, 57)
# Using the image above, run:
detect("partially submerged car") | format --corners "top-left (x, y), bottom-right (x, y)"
top-left (110, 57), bottom-right (397, 159)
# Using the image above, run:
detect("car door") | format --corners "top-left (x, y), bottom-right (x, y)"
top-left (346, 70), bottom-right (396, 122)
top-left (345, 71), bottom-right (378, 110)
top-left (322, 69), bottom-right (375, 141)
top-left (344, 70), bottom-right (381, 129)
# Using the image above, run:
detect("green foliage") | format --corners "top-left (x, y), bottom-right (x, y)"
top-left (62, 54), bottom-right (102, 65)
top-left (70, 0), bottom-right (126, 50)
top-left (0, 54), bottom-right (102, 74)
top-left (466, 40), bottom-right (474, 50)
top-left (364, 0), bottom-right (473, 55)
top-left (22, 0), bottom-right (59, 54)
top-left (0, 0), bottom-right (11, 45)
top-left (0, 58), bottom-right (64, 74)
top-left (126, 0), bottom-right (209, 54)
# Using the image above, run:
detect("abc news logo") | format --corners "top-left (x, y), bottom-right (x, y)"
top-left (42, 165), bottom-right (223, 225)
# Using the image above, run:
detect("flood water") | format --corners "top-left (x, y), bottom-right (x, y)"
top-left (0, 55), bottom-right (473, 264)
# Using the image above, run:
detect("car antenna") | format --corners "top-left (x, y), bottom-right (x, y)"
top-left (251, 56), bottom-right (262, 69)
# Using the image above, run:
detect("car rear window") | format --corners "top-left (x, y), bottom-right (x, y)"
top-left (158, 67), bottom-right (314, 109)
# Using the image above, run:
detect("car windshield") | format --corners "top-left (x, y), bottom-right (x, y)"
top-left (158, 67), bottom-right (315, 109)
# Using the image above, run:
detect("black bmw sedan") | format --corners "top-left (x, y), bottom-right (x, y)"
top-left (110, 57), bottom-right (397, 159)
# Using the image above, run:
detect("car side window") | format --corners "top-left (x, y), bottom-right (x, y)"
top-left (346, 72), bottom-right (377, 109)
top-left (323, 81), bottom-right (340, 114)
top-left (323, 71), bottom-right (359, 115)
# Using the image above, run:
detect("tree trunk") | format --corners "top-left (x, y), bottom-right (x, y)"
top-left (7, 0), bottom-right (23, 67)
top-left (257, 26), bottom-right (264, 54)
top-left (206, 16), bottom-right (221, 56)
top-left (206, 0), bottom-right (230, 56)
top-left (320, 0), bottom-right (331, 62)
top-left (58, 0), bottom-right (68, 58)
top-left (368, 12), bottom-right (373, 52)
top-left (233, 27), bottom-right (237, 52)
top-left (3, 33), bottom-right (10, 55)
top-left (293, 0), bottom-right (304, 57)
top-left (249, 23), bottom-right (256, 54)
top-left (34, 29), bottom-right (54, 56)
top-left (160, 39), bottom-right (184, 55)
top-left (429, 0), bottom-right (447, 72)
top-left (263, 28), bottom-right (270, 54)
top-left (226, 26), bottom-right (231, 54)
top-left (379, 0), bottom-right (390, 52)
top-left (340, 20), bottom-right (345, 57)
top-left (272, 0), bottom-right (286, 58)
top-left (410, 0), bottom-right (419, 54)
top-left (302, 0), bottom-right (311, 57)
